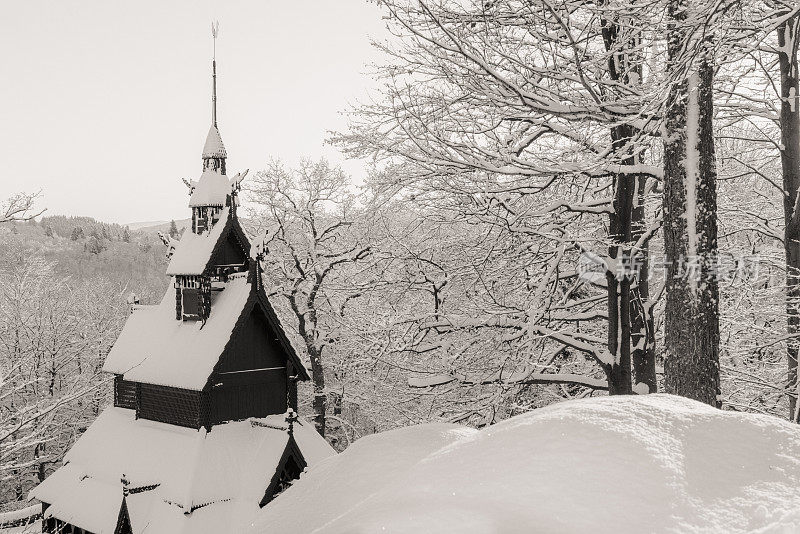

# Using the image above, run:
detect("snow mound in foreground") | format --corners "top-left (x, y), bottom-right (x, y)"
top-left (251, 394), bottom-right (800, 534)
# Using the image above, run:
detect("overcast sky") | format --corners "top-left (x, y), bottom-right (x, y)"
top-left (1, 1), bottom-right (388, 224)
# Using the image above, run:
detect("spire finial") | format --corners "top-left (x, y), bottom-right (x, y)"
top-left (211, 21), bottom-right (220, 127)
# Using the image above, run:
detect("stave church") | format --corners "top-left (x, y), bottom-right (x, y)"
top-left (30, 34), bottom-right (334, 534)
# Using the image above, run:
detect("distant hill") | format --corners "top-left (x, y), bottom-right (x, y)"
top-left (129, 219), bottom-right (191, 234)
top-left (132, 217), bottom-right (255, 235)
top-left (2, 217), bottom-right (170, 305)
top-left (126, 220), bottom-right (169, 230)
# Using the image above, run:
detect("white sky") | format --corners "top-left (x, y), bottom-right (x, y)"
top-left (0, 1), bottom-right (388, 224)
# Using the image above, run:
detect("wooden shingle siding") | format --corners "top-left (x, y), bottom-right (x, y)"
top-left (205, 304), bottom-right (291, 425)
top-left (114, 375), bottom-right (137, 410)
top-left (288, 368), bottom-right (298, 412)
top-left (138, 384), bottom-right (202, 428)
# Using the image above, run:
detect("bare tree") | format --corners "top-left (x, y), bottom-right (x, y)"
top-left (247, 159), bottom-right (371, 437)
top-left (1, 193), bottom-right (45, 224)
top-left (335, 0), bottom-right (667, 394)
top-left (698, 2), bottom-right (800, 415)
top-left (0, 247), bottom-right (122, 504)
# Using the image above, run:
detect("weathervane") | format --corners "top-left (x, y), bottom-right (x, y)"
top-left (212, 21), bottom-right (219, 59)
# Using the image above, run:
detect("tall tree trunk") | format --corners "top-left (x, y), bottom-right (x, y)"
top-left (601, 11), bottom-right (642, 395)
top-left (631, 175), bottom-right (658, 392)
top-left (292, 294), bottom-right (327, 437)
top-left (777, 15), bottom-right (800, 422)
top-left (308, 344), bottom-right (327, 437)
top-left (663, 4), bottom-right (720, 406)
top-left (605, 132), bottom-right (635, 395)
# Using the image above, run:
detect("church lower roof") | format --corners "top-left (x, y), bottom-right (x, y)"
top-left (33, 463), bottom-right (122, 534)
top-left (31, 407), bottom-right (335, 534)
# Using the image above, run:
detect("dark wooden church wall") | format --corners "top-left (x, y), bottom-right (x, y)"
top-left (114, 375), bottom-right (137, 410)
top-left (207, 307), bottom-right (289, 424)
top-left (217, 307), bottom-right (287, 372)
top-left (288, 364), bottom-right (298, 412)
top-left (208, 377), bottom-right (287, 425)
top-left (43, 515), bottom-right (90, 534)
top-left (138, 383), bottom-right (202, 428)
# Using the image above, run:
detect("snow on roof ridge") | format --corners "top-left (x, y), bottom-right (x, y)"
top-left (251, 420), bottom-right (288, 432)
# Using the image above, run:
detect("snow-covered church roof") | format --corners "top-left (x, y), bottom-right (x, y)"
top-left (103, 269), bottom-right (310, 388)
top-left (202, 124), bottom-right (227, 159)
top-left (103, 274), bottom-right (251, 389)
top-left (166, 207), bottom-right (232, 275)
top-left (189, 169), bottom-right (231, 207)
top-left (31, 407), bottom-right (335, 534)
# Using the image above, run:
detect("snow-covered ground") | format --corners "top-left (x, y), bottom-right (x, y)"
top-left (251, 394), bottom-right (800, 534)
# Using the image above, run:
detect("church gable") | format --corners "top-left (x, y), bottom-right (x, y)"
top-left (252, 289), bottom-right (311, 382)
top-left (207, 217), bottom-right (250, 271)
top-left (114, 495), bottom-right (133, 534)
top-left (207, 304), bottom-right (291, 425)
top-left (216, 305), bottom-right (287, 374)
top-left (259, 435), bottom-right (307, 507)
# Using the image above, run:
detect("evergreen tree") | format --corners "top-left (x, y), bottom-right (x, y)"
top-left (70, 226), bottom-right (85, 241)
top-left (122, 226), bottom-right (131, 243)
top-left (44, 225), bottom-right (53, 238)
top-left (85, 235), bottom-right (104, 255)
top-left (168, 220), bottom-right (179, 239)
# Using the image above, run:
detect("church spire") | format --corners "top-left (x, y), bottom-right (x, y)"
top-left (202, 21), bottom-right (226, 173)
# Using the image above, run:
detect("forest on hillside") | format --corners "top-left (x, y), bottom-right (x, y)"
top-left (3, 0), bottom-right (800, 519)
top-left (0, 214), bottom-right (169, 507)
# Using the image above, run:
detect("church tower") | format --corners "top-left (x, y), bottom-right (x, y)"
top-left (192, 45), bottom-right (229, 235)
top-left (30, 27), bottom-right (334, 534)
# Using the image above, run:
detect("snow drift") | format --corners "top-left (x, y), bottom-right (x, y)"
top-left (250, 394), bottom-right (800, 534)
